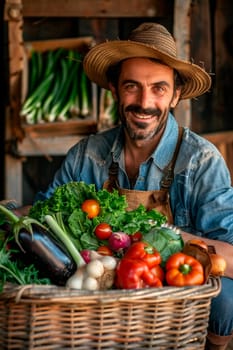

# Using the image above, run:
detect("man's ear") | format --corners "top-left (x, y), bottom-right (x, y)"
top-left (108, 82), bottom-right (118, 101)
top-left (171, 88), bottom-right (182, 108)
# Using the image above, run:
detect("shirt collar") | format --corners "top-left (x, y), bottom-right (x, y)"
top-left (153, 113), bottom-right (179, 170)
top-left (111, 113), bottom-right (179, 169)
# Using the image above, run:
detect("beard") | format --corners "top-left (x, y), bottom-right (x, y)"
top-left (119, 104), bottom-right (168, 141)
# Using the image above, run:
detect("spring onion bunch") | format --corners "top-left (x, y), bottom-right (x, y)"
top-left (20, 48), bottom-right (93, 124)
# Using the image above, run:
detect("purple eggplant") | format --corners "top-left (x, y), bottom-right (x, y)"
top-left (0, 204), bottom-right (77, 286)
top-left (18, 225), bottom-right (77, 285)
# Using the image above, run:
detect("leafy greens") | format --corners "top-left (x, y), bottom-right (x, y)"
top-left (29, 181), bottom-right (167, 251)
top-left (0, 240), bottom-right (51, 292)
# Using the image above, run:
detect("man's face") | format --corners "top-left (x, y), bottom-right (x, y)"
top-left (110, 58), bottom-right (181, 141)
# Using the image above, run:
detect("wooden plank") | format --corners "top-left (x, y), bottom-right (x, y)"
top-left (212, 1), bottom-right (233, 132)
top-left (5, 133), bottom-right (87, 204)
top-left (21, 0), bottom-right (170, 18)
top-left (4, 155), bottom-right (23, 203)
top-left (17, 135), bottom-right (84, 156)
top-left (21, 119), bottom-right (98, 139)
top-left (190, 0), bottom-right (212, 73)
top-left (5, 1), bottom-right (25, 141)
top-left (24, 37), bottom-right (94, 56)
top-left (189, 0), bottom-right (212, 133)
top-left (4, 0), bottom-right (22, 21)
top-left (173, 0), bottom-right (192, 127)
top-left (202, 130), bottom-right (233, 143)
top-left (4, 106), bottom-right (24, 203)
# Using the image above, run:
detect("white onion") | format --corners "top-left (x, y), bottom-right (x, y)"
top-left (86, 259), bottom-right (104, 278)
top-left (66, 269), bottom-right (84, 289)
top-left (82, 277), bottom-right (99, 291)
top-left (101, 256), bottom-right (117, 270)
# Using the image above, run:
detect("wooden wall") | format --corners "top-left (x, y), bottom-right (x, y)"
top-left (2, 0), bottom-right (233, 203)
top-left (3, 0), bottom-right (175, 204)
top-left (213, 1), bottom-right (233, 131)
top-left (191, 0), bottom-right (233, 134)
top-left (0, 1), bottom-right (6, 199)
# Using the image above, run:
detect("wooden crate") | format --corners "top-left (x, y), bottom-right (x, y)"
top-left (21, 36), bottom-right (98, 138)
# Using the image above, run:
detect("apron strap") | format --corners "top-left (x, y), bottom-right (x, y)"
top-left (106, 156), bottom-right (120, 191)
top-left (160, 126), bottom-right (184, 190)
top-left (106, 126), bottom-right (184, 191)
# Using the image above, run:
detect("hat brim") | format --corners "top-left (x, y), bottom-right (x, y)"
top-left (83, 40), bottom-right (211, 100)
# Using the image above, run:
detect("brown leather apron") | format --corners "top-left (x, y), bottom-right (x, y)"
top-left (103, 127), bottom-right (184, 224)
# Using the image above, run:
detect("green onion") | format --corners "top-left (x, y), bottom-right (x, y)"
top-left (21, 72), bottom-right (55, 117)
top-left (45, 214), bottom-right (85, 267)
top-left (80, 68), bottom-right (91, 117)
top-left (21, 47), bottom-right (93, 124)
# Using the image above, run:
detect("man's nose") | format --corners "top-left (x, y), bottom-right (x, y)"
top-left (138, 88), bottom-right (155, 109)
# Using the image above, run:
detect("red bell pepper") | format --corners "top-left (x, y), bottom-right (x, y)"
top-left (124, 241), bottom-right (162, 267)
top-left (115, 241), bottom-right (163, 289)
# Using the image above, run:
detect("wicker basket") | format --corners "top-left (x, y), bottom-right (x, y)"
top-left (0, 277), bottom-right (220, 350)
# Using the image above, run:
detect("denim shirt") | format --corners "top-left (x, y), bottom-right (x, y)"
top-left (36, 113), bottom-right (233, 244)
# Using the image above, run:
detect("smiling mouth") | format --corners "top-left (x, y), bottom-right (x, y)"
top-left (132, 113), bottom-right (159, 121)
top-left (135, 114), bottom-right (151, 119)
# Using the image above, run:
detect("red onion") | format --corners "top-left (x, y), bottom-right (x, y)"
top-left (80, 249), bottom-right (92, 263)
top-left (80, 249), bottom-right (102, 263)
top-left (108, 232), bottom-right (131, 253)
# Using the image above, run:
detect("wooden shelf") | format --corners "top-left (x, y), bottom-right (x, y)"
top-left (5, 133), bottom-right (88, 204)
top-left (20, 0), bottom-right (171, 18)
top-left (17, 134), bottom-right (86, 157)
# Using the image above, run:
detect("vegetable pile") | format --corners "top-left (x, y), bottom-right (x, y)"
top-left (28, 181), bottom-right (167, 252)
top-left (0, 181), bottom-right (226, 292)
top-left (20, 49), bottom-right (93, 124)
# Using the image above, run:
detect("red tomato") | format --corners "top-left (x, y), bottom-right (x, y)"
top-left (97, 245), bottom-right (113, 256)
top-left (81, 199), bottom-right (100, 219)
top-left (130, 232), bottom-right (142, 243)
top-left (94, 223), bottom-right (112, 240)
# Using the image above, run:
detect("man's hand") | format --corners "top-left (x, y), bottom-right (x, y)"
top-left (12, 205), bottom-right (32, 217)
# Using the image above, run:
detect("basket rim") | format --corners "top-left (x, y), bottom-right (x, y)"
top-left (0, 276), bottom-right (221, 305)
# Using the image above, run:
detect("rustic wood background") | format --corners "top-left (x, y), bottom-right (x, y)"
top-left (2, 0), bottom-right (233, 203)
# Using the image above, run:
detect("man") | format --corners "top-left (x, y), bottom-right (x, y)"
top-left (36, 23), bottom-right (233, 349)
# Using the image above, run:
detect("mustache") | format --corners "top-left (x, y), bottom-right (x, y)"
top-left (125, 105), bottom-right (162, 117)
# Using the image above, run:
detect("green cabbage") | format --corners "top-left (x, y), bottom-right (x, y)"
top-left (143, 227), bottom-right (184, 265)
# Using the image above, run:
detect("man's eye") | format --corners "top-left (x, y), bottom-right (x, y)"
top-left (125, 84), bottom-right (137, 91)
top-left (153, 86), bottom-right (166, 96)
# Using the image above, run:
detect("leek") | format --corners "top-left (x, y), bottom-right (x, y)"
top-left (45, 213), bottom-right (85, 267)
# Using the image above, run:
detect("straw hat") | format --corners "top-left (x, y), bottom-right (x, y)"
top-left (83, 23), bottom-right (211, 100)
